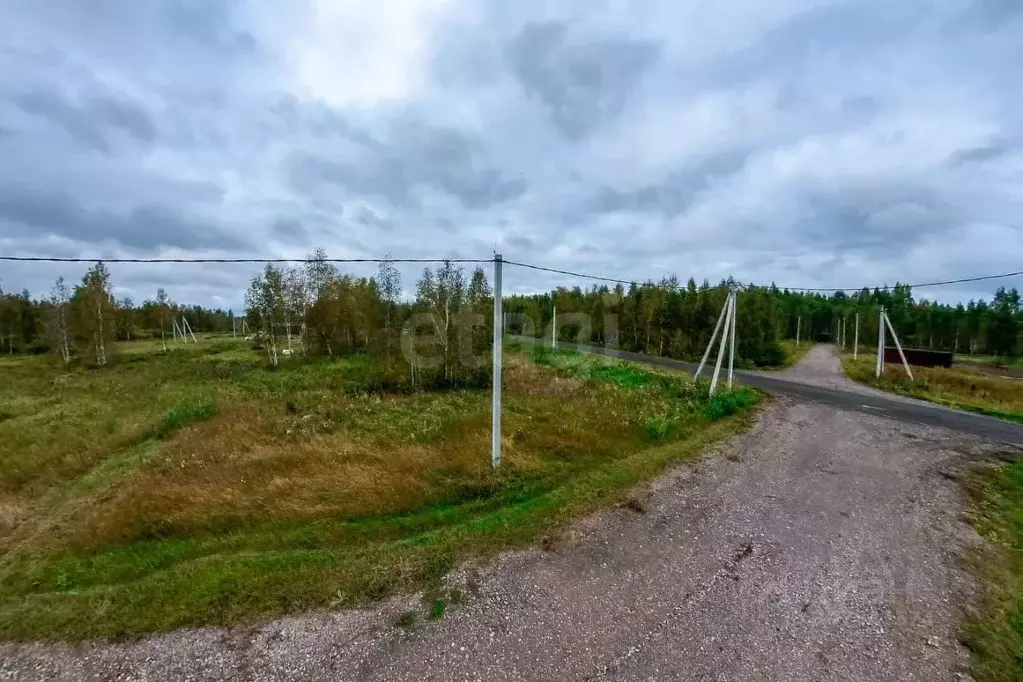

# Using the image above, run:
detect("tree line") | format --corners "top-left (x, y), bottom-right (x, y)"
top-left (244, 250), bottom-right (494, 388)
top-left (505, 279), bottom-right (1022, 366)
top-left (2, 260), bottom-right (1019, 372)
top-left (0, 263), bottom-right (235, 362)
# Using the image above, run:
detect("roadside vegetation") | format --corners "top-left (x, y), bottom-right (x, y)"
top-left (771, 340), bottom-right (813, 370)
top-left (841, 352), bottom-right (1023, 423)
top-left (958, 354), bottom-right (1023, 373)
top-left (961, 459), bottom-right (1023, 681)
top-left (0, 338), bottom-right (757, 640)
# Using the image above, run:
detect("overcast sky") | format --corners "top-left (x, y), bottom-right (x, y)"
top-left (0, 0), bottom-right (1021, 311)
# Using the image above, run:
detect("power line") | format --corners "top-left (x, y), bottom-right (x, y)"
top-left (503, 260), bottom-right (637, 286)
top-left (2, 254), bottom-right (1020, 292)
top-left (504, 260), bottom-right (1022, 292)
top-left (0, 256), bottom-right (490, 264)
top-left (762, 270), bottom-right (1023, 293)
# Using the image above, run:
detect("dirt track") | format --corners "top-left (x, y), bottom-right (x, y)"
top-left (2, 346), bottom-right (1016, 681)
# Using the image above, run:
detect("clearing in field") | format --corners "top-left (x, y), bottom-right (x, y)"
top-left (0, 336), bottom-right (756, 640)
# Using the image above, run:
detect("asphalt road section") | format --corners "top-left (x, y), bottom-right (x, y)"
top-left (526, 338), bottom-right (1023, 447)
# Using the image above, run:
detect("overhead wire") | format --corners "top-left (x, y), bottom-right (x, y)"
top-left (1, 255), bottom-right (1020, 292)
top-left (0, 256), bottom-right (489, 264)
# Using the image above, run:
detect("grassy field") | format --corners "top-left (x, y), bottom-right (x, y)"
top-left (841, 352), bottom-right (1023, 423)
top-left (958, 355), bottom-right (1023, 372)
top-left (777, 340), bottom-right (813, 369)
top-left (962, 460), bottom-right (1023, 681)
top-left (0, 335), bottom-right (757, 640)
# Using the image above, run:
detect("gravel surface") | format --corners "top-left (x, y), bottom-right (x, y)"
top-left (767, 344), bottom-right (937, 406)
top-left (3, 350), bottom-right (1017, 681)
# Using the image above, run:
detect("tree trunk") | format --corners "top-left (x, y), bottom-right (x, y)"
top-left (96, 301), bottom-right (107, 366)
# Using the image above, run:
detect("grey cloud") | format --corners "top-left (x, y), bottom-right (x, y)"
top-left (947, 140), bottom-right (1013, 166)
top-left (962, 0), bottom-right (1023, 29)
top-left (89, 95), bottom-right (156, 144)
top-left (589, 149), bottom-right (751, 218)
top-left (11, 87), bottom-right (157, 151)
top-left (0, 185), bottom-right (245, 251)
top-left (508, 21), bottom-right (659, 140)
top-left (12, 90), bottom-right (110, 152)
top-left (271, 218), bottom-right (306, 240)
top-left (288, 120), bottom-right (526, 210)
top-left (507, 234), bottom-right (535, 250)
top-left (841, 96), bottom-right (882, 124)
top-left (350, 206), bottom-right (393, 231)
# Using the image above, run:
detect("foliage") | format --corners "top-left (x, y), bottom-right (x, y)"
top-left (706, 389), bottom-right (759, 421)
top-left (69, 263), bottom-right (118, 367)
top-left (506, 280), bottom-right (1022, 367)
top-left (151, 396), bottom-right (218, 440)
top-left (962, 460), bottom-right (1023, 681)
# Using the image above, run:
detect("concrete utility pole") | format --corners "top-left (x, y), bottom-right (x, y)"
top-left (876, 306), bottom-right (885, 378)
top-left (728, 289), bottom-right (737, 390)
top-left (491, 254), bottom-right (504, 470)
top-left (854, 313), bottom-right (859, 359)
top-left (796, 316), bottom-right (801, 347)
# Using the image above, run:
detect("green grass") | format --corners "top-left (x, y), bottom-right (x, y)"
top-left (959, 355), bottom-right (1023, 371)
top-left (841, 353), bottom-right (1023, 423)
top-left (772, 340), bottom-right (813, 370)
top-left (0, 337), bottom-right (759, 640)
top-left (962, 460), bottom-right (1023, 681)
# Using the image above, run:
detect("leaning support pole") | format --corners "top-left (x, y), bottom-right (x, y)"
top-left (883, 311), bottom-right (914, 381)
top-left (182, 317), bottom-right (197, 343)
top-left (709, 292), bottom-right (734, 396)
top-left (875, 306), bottom-right (885, 378)
top-left (796, 315), bottom-right (801, 347)
top-left (854, 313), bottom-right (859, 360)
top-left (695, 292), bottom-right (731, 380)
top-left (727, 289), bottom-right (737, 390)
top-left (491, 254), bottom-right (504, 470)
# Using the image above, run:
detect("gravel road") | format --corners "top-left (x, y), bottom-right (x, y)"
top-left (2, 347), bottom-right (1017, 681)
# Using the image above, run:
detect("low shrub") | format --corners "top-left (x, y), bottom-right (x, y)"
top-left (151, 396), bottom-right (218, 439)
top-left (644, 417), bottom-right (670, 441)
top-left (706, 389), bottom-right (759, 421)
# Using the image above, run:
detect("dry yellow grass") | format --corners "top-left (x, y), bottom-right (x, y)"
top-left (0, 339), bottom-right (758, 639)
top-left (842, 352), bottom-right (1023, 422)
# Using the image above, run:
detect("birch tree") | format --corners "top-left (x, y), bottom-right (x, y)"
top-left (155, 288), bottom-right (171, 350)
top-left (245, 265), bottom-right (286, 367)
top-left (378, 255), bottom-right (401, 356)
top-left (46, 277), bottom-right (72, 364)
top-left (71, 262), bottom-right (117, 367)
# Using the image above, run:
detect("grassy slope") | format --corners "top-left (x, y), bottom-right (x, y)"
top-left (841, 353), bottom-right (1023, 423)
top-left (0, 338), bottom-right (757, 640)
top-left (962, 460), bottom-right (1023, 681)
top-left (777, 340), bottom-right (813, 369)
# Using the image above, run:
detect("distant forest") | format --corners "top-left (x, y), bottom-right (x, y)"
top-left (507, 279), bottom-right (1022, 367)
top-left (0, 258), bottom-right (1020, 369)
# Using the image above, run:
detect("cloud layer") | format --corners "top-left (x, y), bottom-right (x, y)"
top-left (1, 0), bottom-right (1021, 308)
